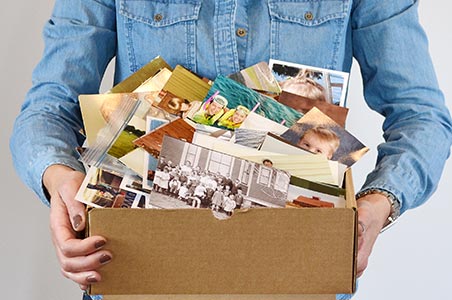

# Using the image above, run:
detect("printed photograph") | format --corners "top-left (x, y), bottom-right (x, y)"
top-left (189, 76), bottom-right (302, 129)
top-left (193, 132), bottom-right (337, 186)
top-left (161, 65), bottom-right (211, 102)
top-left (233, 128), bottom-right (268, 149)
top-left (148, 136), bottom-right (291, 219)
top-left (75, 166), bottom-right (137, 208)
top-left (133, 118), bottom-right (196, 159)
top-left (238, 111), bottom-right (289, 136)
top-left (109, 55), bottom-right (172, 93)
top-left (260, 132), bottom-right (347, 186)
top-left (277, 91), bottom-right (349, 127)
top-left (119, 173), bottom-right (152, 208)
top-left (269, 59), bottom-right (349, 106)
top-left (157, 90), bottom-right (193, 117)
top-left (287, 176), bottom-right (346, 208)
top-left (133, 67), bottom-right (172, 95)
top-left (142, 116), bottom-right (170, 190)
top-left (228, 61), bottom-right (281, 95)
top-left (280, 107), bottom-right (369, 167)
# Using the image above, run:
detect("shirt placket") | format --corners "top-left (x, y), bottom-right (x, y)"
top-left (213, 0), bottom-right (240, 75)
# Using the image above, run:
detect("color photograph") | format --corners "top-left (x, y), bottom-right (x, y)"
top-left (191, 75), bottom-right (302, 129)
top-left (269, 59), bottom-right (349, 106)
top-left (281, 107), bottom-right (369, 167)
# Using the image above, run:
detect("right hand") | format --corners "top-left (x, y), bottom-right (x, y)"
top-left (43, 164), bottom-right (112, 290)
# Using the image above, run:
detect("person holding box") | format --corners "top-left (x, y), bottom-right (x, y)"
top-left (10, 1), bottom-right (452, 299)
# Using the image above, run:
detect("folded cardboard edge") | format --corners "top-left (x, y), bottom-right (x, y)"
top-left (344, 169), bottom-right (357, 293)
top-left (102, 294), bottom-right (337, 300)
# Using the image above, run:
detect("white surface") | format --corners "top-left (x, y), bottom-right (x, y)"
top-left (1, 1), bottom-right (451, 299)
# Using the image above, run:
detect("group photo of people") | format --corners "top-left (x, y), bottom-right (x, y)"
top-left (151, 158), bottom-right (247, 218)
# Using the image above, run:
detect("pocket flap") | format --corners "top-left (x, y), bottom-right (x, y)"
top-left (120, 0), bottom-right (202, 27)
top-left (268, 0), bottom-right (348, 26)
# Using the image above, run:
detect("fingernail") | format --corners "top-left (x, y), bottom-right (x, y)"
top-left (99, 254), bottom-right (112, 264)
top-left (94, 240), bottom-right (106, 249)
top-left (73, 214), bottom-right (82, 230)
top-left (86, 275), bottom-right (98, 283)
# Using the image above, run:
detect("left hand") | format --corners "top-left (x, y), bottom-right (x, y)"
top-left (356, 193), bottom-right (391, 277)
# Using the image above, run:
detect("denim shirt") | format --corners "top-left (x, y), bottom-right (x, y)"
top-left (10, 0), bottom-right (452, 214)
top-left (10, 1), bottom-right (452, 299)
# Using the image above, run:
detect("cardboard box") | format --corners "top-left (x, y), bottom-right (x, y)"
top-left (87, 171), bottom-right (357, 298)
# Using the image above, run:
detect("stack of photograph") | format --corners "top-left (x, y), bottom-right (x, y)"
top-left (75, 56), bottom-right (369, 220)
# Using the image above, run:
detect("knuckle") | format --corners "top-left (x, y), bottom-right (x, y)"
top-left (60, 268), bottom-right (69, 278)
top-left (59, 258), bottom-right (74, 272)
top-left (59, 243), bottom-right (73, 257)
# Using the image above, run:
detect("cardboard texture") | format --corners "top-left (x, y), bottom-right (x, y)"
top-left (89, 208), bottom-right (355, 295)
top-left (87, 172), bottom-right (357, 297)
top-left (103, 295), bottom-right (336, 300)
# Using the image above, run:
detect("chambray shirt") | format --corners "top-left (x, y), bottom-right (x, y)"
top-left (10, 0), bottom-right (452, 298)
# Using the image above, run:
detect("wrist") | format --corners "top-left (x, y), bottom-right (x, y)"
top-left (356, 188), bottom-right (401, 232)
top-left (43, 164), bottom-right (78, 196)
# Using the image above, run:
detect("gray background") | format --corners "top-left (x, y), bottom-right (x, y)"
top-left (1, 1), bottom-right (451, 299)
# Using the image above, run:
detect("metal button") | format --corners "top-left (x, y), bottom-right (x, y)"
top-left (154, 14), bottom-right (163, 22)
top-left (304, 11), bottom-right (314, 21)
top-left (236, 28), bottom-right (247, 37)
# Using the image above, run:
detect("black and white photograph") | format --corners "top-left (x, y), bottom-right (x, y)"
top-left (148, 136), bottom-right (291, 219)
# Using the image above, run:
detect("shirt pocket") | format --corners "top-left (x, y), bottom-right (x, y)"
top-left (268, 0), bottom-right (350, 70)
top-left (118, 0), bottom-right (202, 72)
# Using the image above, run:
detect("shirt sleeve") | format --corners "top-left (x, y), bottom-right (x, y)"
top-left (10, 0), bottom-right (117, 206)
top-left (351, 0), bottom-right (452, 214)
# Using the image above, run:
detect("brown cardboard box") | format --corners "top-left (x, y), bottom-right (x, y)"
top-left (87, 172), bottom-right (357, 298)
top-left (103, 295), bottom-right (336, 300)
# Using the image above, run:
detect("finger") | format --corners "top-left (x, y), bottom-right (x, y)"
top-left (56, 247), bottom-right (112, 273)
top-left (357, 221), bottom-right (366, 236)
top-left (50, 193), bottom-right (107, 257)
top-left (53, 234), bottom-right (109, 258)
top-left (57, 172), bottom-right (87, 231)
top-left (61, 269), bottom-right (102, 286)
top-left (356, 246), bottom-right (369, 278)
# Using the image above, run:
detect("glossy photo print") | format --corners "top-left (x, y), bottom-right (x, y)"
top-left (269, 59), bottom-right (349, 106)
top-left (281, 107), bottom-right (369, 167)
top-left (189, 75), bottom-right (302, 129)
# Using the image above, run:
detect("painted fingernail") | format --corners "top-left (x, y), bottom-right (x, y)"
top-left (94, 240), bottom-right (106, 249)
top-left (73, 214), bottom-right (82, 230)
top-left (86, 275), bottom-right (98, 283)
top-left (99, 254), bottom-right (112, 264)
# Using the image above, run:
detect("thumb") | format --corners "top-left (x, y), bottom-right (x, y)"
top-left (57, 171), bottom-right (87, 232)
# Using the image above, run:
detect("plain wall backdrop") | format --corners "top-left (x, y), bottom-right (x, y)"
top-left (1, 1), bottom-right (451, 299)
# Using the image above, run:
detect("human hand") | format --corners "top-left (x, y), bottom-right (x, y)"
top-left (43, 164), bottom-right (112, 290)
top-left (356, 193), bottom-right (391, 277)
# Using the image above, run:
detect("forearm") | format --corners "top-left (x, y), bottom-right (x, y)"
top-left (10, 100), bottom-right (86, 205)
top-left (352, 0), bottom-right (452, 214)
top-left (10, 0), bottom-right (117, 205)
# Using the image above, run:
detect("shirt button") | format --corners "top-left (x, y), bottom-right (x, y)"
top-left (236, 28), bottom-right (247, 37)
top-left (154, 14), bottom-right (163, 22)
top-left (304, 11), bottom-right (314, 21)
